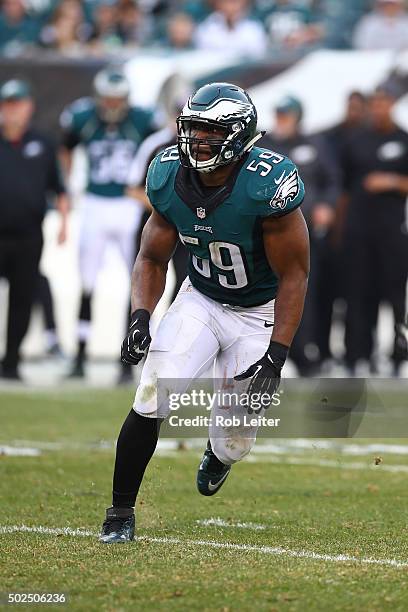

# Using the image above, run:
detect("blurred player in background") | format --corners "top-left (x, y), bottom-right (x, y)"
top-left (60, 68), bottom-right (157, 383)
top-left (323, 91), bottom-right (368, 161)
top-left (340, 83), bottom-right (408, 375)
top-left (260, 96), bottom-right (340, 374)
top-left (34, 272), bottom-right (64, 357)
top-left (0, 79), bottom-right (68, 381)
top-left (99, 82), bottom-right (309, 543)
top-left (320, 91), bottom-right (368, 370)
top-left (127, 75), bottom-right (190, 304)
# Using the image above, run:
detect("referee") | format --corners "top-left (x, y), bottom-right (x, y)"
top-left (0, 79), bottom-right (69, 381)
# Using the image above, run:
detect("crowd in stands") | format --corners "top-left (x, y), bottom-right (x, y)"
top-left (1, 0), bottom-right (407, 59)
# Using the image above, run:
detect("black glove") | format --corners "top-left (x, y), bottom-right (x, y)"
top-left (234, 341), bottom-right (289, 414)
top-left (121, 309), bottom-right (151, 365)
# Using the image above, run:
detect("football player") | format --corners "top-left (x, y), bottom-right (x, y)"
top-left (60, 68), bottom-right (157, 383)
top-left (99, 82), bottom-right (309, 543)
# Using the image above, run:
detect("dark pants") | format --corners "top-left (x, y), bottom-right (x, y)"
top-left (313, 234), bottom-right (343, 362)
top-left (0, 233), bottom-right (42, 373)
top-left (35, 273), bottom-right (56, 332)
top-left (343, 218), bottom-right (408, 366)
top-left (290, 232), bottom-right (341, 372)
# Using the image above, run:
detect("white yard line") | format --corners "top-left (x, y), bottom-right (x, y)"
top-left (196, 518), bottom-right (267, 530)
top-left (252, 440), bottom-right (408, 456)
top-left (245, 455), bottom-right (408, 473)
top-left (0, 446), bottom-right (41, 456)
top-left (2, 438), bottom-right (407, 457)
top-left (1, 525), bottom-right (407, 569)
top-left (0, 525), bottom-right (96, 537)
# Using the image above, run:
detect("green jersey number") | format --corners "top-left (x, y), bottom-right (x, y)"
top-left (189, 240), bottom-right (248, 289)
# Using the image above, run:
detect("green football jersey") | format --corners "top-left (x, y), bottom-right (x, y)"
top-left (147, 145), bottom-right (305, 307)
top-left (60, 98), bottom-right (155, 198)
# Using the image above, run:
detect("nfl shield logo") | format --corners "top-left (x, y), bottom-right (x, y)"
top-left (196, 207), bottom-right (206, 219)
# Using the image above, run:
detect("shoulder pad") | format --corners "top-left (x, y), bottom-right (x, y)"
top-left (60, 97), bottom-right (95, 131)
top-left (129, 106), bottom-right (157, 132)
top-left (146, 146), bottom-right (179, 206)
top-left (245, 148), bottom-right (304, 217)
top-left (246, 149), bottom-right (291, 201)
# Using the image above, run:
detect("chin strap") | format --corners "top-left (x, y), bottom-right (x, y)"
top-left (194, 131), bottom-right (266, 174)
top-left (243, 131), bottom-right (265, 153)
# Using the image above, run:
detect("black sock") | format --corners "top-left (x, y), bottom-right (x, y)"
top-left (112, 409), bottom-right (161, 508)
top-left (76, 340), bottom-right (86, 363)
top-left (76, 293), bottom-right (92, 363)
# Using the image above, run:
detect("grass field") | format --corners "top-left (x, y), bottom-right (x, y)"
top-left (1, 388), bottom-right (408, 611)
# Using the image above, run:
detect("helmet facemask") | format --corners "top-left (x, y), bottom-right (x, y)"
top-left (177, 117), bottom-right (238, 173)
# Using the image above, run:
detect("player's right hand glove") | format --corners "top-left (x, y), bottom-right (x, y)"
top-left (121, 309), bottom-right (151, 365)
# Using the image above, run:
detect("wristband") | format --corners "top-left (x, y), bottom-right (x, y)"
top-left (267, 341), bottom-right (289, 370)
top-left (130, 309), bottom-right (150, 325)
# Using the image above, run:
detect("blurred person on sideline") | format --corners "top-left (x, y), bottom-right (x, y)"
top-left (182, 0), bottom-right (213, 24)
top-left (0, 79), bottom-right (68, 381)
top-left (260, 95), bottom-right (340, 374)
top-left (116, 0), bottom-right (150, 46)
top-left (353, 0), bottom-right (408, 51)
top-left (60, 68), bottom-right (157, 384)
top-left (257, 0), bottom-right (324, 54)
top-left (0, 0), bottom-right (41, 55)
top-left (40, 0), bottom-right (91, 54)
top-left (323, 91), bottom-right (368, 161)
top-left (87, 0), bottom-right (122, 52)
top-left (340, 84), bottom-right (408, 375)
top-left (34, 272), bottom-right (65, 358)
top-left (165, 11), bottom-right (195, 49)
top-left (194, 0), bottom-right (268, 58)
top-left (316, 90), bottom-right (369, 369)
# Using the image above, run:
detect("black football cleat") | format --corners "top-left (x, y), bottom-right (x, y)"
top-left (197, 441), bottom-right (231, 496)
top-left (66, 359), bottom-right (85, 379)
top-left (99, 507), bottom-right (135, 544)
top-left (0, 366), bottom-right (23, 382)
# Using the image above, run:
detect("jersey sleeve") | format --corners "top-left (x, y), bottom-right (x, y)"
top-left (59, 98), bottom-right (93, 149)
top-left (248, 157), bottom-right (305, 218)
top-left (145, 154), bottom-right (160, 203)
top-left (59, 105), bottom-right (81, 149)
top-left (145, 149), bottom-right (177, 225)
top-left (46, 139), bottom-right (66, 195)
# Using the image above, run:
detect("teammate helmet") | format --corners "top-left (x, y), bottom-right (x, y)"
top-left (177, 82), bottom-right (261, 173)
top-left (93, 68), bottom-right (130, 123)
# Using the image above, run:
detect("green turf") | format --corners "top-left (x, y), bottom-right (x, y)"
top-left (1, 390), bottom-right (408, 611)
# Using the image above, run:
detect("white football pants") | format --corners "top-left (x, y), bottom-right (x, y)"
top-left (133, 279), bottom-right (275, 465)
top-left (79, 193), bottom-right (145, 293)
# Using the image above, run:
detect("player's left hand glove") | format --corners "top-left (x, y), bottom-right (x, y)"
top-left (234, 341), bottom-right (289, 414)
top-left (121, 309), bottom-right (151, 365)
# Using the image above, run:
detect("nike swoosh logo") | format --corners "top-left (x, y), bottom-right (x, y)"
top-left (252, 364), bottom-right (263, 377)
top-left (264, 321), bottom-right (273, 328)
top-left (267, 354), bottom-right (275, 366)
top-left (208, 470), bottom-right (230, 492)
top-left (274, 171), bottom-right (286, 185)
